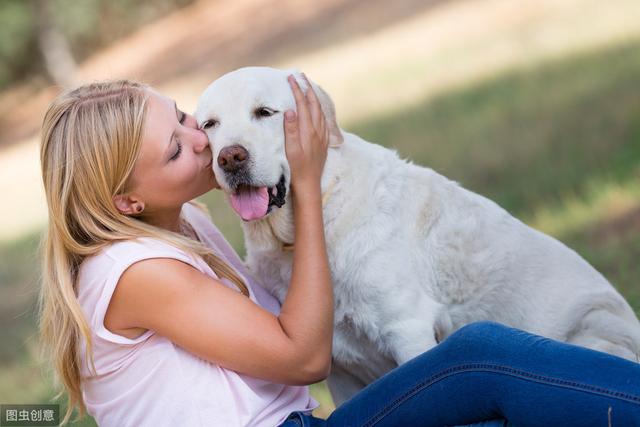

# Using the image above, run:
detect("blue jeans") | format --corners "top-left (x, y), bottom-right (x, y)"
top-left (279, 321), bottom-right (640, 427)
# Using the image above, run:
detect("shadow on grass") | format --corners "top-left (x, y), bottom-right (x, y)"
top-left (561, 206), bottom-right (640, 315)
top-left (347, 38), bottom-right (640, 218)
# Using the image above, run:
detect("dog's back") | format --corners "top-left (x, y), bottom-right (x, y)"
top-left (323, 131), bottom-right (640, 365)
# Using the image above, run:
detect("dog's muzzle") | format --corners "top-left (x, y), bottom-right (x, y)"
top-left (217, 145), bottom-right (287, 221)
top-left (227, 173), bottom-right (287, 222)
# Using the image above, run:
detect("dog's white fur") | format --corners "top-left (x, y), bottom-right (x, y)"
top-left (196, 67), bottom-right (640, 404)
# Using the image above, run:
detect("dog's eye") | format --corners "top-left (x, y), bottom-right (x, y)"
top-left (201, 119), bottom-right (218, 130)
top-left (254, 107), bottom-right (277, 118)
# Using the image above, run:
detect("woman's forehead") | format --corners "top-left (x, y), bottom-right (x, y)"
top-left (138, 92), bottom-right (176, 166)
top-left (146, 90), bottom-right (175, 118)
top-left (144, 93), bottom-right (175, 140)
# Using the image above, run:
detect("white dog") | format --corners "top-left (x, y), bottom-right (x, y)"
top-left (196, 67), bottom-right (640, 405)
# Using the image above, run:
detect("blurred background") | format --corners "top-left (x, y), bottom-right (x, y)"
top-left (1, 0), bottom-right (639, 424)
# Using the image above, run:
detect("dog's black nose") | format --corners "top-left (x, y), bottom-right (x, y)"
top-left (217, 145), bottom-right (249, 173)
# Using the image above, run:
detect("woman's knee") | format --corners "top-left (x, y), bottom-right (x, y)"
top-left (455, 320), bottom-right (508, 336)
top-left (444, 321), bottom-right (515, 351)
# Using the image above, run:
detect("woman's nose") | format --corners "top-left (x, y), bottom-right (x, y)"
top-left (187, 127), bottom-right (209, 153)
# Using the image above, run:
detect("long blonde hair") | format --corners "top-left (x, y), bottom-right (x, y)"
top-left (39, 80), bottom-right (248, 424)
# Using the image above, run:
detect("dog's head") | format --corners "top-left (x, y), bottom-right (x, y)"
top-left (195, 67), bottom-right (341, 221)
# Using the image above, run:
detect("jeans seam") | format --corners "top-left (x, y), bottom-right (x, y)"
top-left (362, 362), bottom-right (640, 427)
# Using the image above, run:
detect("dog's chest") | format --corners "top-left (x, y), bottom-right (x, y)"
top-left (249, 248), bottom-right (398, 379)
top-left (246, 224), bottom-right (403, 365)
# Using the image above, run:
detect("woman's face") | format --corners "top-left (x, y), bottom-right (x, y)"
top-left (126, 90), bottom-right (218, 214)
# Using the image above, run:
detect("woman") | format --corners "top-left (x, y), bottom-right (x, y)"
top-left (39, 77), bottom-right (640, 427)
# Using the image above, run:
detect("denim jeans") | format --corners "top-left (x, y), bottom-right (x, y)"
top-left (279, 321), bottom-right (640, 427)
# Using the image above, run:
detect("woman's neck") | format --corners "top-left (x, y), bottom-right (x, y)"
top-left (140, 205), bottom-right (183, 233)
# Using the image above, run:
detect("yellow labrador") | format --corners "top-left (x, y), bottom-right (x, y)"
top-left (196, 67), bottom-right (640, 404)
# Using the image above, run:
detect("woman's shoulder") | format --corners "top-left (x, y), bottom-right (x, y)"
top-left (76, 237), bottom-right (199, 321)
top-left (79, 237), bottom-right (192, 282)
top-left (106, 236), bottom-right (186, 258)
top-left (75, 237), bottom-right (184, 349)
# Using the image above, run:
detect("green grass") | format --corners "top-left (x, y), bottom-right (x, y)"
top-left (1, 37), bottom-right (640, 421)
top-left (348, 39), bottom-right (640, 218)
top-left (0, 232), bottom-right (41, 364)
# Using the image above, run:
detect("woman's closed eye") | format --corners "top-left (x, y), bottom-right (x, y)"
top-left (170, 140), bottom-right (183, 161)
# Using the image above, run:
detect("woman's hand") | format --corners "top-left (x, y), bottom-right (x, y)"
top-left (283, 74), bottom-right (330, 194)
top-left (277, 74), bottom-right (334, 378)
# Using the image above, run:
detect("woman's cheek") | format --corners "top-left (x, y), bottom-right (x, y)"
top-left (166, 163), bottom-right (193, 192)
top-left (185, 158), bottom-right (203, 184)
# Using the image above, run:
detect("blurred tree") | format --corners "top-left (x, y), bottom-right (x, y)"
top-left (0, 1), bottom-right (37, 89)
top-left (32, 0), bottom-right (78, 88)
top-left (0, 0), bottom-right (195, 91)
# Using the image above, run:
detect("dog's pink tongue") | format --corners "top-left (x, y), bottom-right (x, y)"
top-left (230, 186), bottom-right (269, 221)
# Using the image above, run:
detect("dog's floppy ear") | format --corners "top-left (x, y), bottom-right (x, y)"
top-left (310, 81), bottom-right (344, 148)
top-left (288, 70), bottom-right (343, 147)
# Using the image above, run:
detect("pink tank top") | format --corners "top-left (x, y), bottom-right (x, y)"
top-left (76, 203), bottom-right (317, 426)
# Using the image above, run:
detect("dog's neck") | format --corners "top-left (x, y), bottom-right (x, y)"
top-left (244, 145), bottom-right (343, 253)
top-left (277, 176), bottom-right (339, 251)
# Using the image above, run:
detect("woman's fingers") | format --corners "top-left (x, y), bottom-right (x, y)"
top-left (284, 73), bottom-right (330, 190)
top-left (287, 75), bottom-right (312, 137)
top-left (301, 73), bottom-right (324, 132)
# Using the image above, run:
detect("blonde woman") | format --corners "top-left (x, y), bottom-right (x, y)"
top-left (39, 78), bottom-right (640, 427)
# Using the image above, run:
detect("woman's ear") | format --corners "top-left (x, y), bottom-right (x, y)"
top-left (113, 194), bottom-right (145, 216)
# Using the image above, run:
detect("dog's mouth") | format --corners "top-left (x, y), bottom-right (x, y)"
top-left (229, 175), bottom-right (286, 221)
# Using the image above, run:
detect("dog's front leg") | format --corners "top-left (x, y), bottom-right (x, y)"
top-left (382, 296), bottom-right (443, 365)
